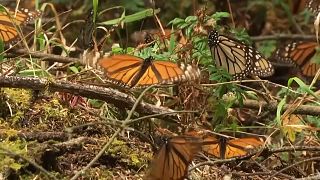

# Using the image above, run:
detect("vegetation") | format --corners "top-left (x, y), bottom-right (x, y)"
top-left (0, 0), bottom-right (320, 179)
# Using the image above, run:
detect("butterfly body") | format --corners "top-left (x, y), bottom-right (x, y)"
top-left (208, 30), bottom-right (274, 80)
top-left (99, 55), bottom-right (200, 88)
top-left (129, 56), bottom-right (154, 86)
top-left (0, 8), bottom-right (41, 43)
top-left (202, 135), bottom-right (263, 159)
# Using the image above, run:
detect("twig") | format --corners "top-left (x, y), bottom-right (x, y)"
top-left (0, 131), bottom-right (69, 142)
top-left (190, 160), bottom-right (294, 179)
top-left (268, 156), bottom-right (320, 180)
top-left (232, 171), bottom-right (295, 179)
top-left (251, 34), bottom-right (317, 42)
top-left (52, 137), bottom-right (95, 151)
top-left (235, 99), bottom-right (320, 116)
top-left (5, 49), bottom-right (82, 64)
top-left (296, 174), bottom-right (320, 180)
top-left (227, 0), bottom-right (235, 28)
top-left (268, 146), bottom-right (320, 154)
top-left (202, 80), bottom-right (302, 95)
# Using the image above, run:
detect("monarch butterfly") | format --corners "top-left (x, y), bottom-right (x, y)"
top-left (146, 136), bottom-right (202, 180)
top-left (144, 32), bottom-right (155, 44)
top-left (202, 135), bottom-right (264, 159)
top-left (130, 29), bottom-right (173, 44)
top-left (307, 0), bottom-right (320, 15)
top-left (208, 30), bottom-right (274, 80)
top-left (271, 41), bottom-right (320, 78)
top-left (0, 7), bottom-right (41, 43)
top-left (79, 8), bottom-right (96, 49)
top-left (135, 32), bottom-right (156, 51)
top-left (98, 54), bottom-right (200, 88)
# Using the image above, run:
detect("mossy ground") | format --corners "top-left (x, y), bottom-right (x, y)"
top-left (0, 88), bottom-right (153, 179)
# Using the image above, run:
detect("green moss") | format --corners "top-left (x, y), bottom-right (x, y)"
top-left (0, 89), bottom-right (31, 121)
top-left (0, 139), bottom-right (28, 174)
top-left (106, 139), bottom-right (152, 168)
top-left (84, 168), bottom-right (114, 179)
top-left (130, 153), bottom-right (140, 165)
top-left (30, 97), bottom-right (70, 130)
top-left (8, 110), bottom-right (24, 124)
top-left (42, 99), bottom-right (69, 120)
top-left (3, 88), bottom-right (31, 108)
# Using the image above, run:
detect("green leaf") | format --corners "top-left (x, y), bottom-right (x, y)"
top-left (168, 18), bottom-right (185, 26)
top-left (69, 66), bottom-right (79, 73)
top-left (0, 5), bottom-right (6, 12)
top-left (211, 12), bottom-right (230, 21)
top-left (112, 46), bottom-right (124, 53)
top-left (37, 32), bottom-right (46, 51)
top-left (99, 8), bottom-right (160, 25)
top-left (93, 0), bottom-right (98, 22)
top-left (169, 27), bottom-right (175, 54)
top-left (178, 23), bottom-right (189, 29)
top-left (185, 16), bottom-right (197, 23)
top-left (88, 99), bottom-right (104, 108)
top-left (288, 77), bottom-right (320, 100)
top-left (276, 97), bottom-right (286, 126)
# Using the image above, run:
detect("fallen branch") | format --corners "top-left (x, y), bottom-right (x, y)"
top-left (0, 131), bottom-right (69, 142)
top-left (251, 34), bottom-right (317, 42)
top-left (51, 136), bottom-right (96, 153)
top-left (0, 76), bottom-right (173, 116)
top-left (1, 76), bottom-right (320, 116)
top-left (5, 49), bottom-right (82, 64)
top-left (237, 99), bottom-right (320, 116)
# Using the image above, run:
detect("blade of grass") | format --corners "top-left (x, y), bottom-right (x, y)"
top-left (99, 8), bottom-right (160, 25)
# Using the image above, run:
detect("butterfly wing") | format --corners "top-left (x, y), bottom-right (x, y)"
top-left (79, 8), bottom-right (96, 49)
top-left (208, 30), bottom-right (274, 80)
top-left (136, 60), bottom-right (193, 86)
top-left (249, 47), bottom-right (275, 77)
top-left (301, 61), bottom-right (320, 77)
top-left (202, 136), bottom-right (263, 159)
top-left (224, 145), bottom-right (248, 159)
top-left (99, 55), bottom-right (200, 88)
top-left (0, 8), bottom-right (41, 43)
top-left (308, 0), bottom-right (320, 15)
top-left (147, 136), bottom-right (202, 180)
top-left (290, 42), bottom-right (318, 65)
top-left (272, 41), bottom-right (319, 77)
top-left (208, 30), bottom-right (251, 80)
top-left (98, 55), bottom-right (145, 87)
top-left (290, 42), bottom-right (320, 77)
top-left (225, 137), bottom-right (264, 159)
top-left (201, 135), bottom-right (221, 158)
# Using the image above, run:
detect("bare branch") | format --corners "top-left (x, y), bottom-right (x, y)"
top-left (252, 34), bottom-right (317, 42)
top-left (5, 49), bottom-right (82, 64)
top-left (0, 76), bottom-right (174, 116)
